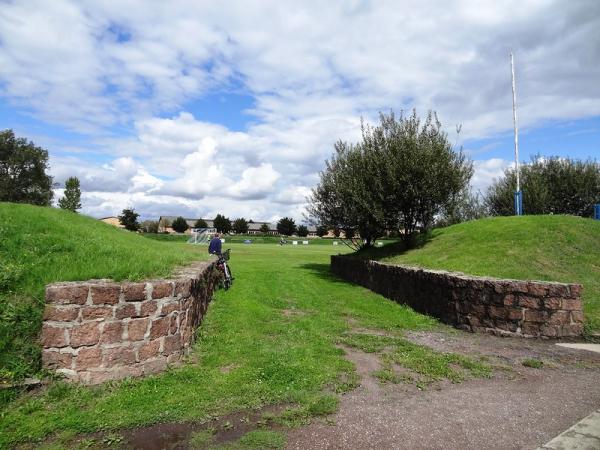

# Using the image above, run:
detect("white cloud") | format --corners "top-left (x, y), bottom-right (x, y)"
top-left (3, 1), bottom-right (600, 220)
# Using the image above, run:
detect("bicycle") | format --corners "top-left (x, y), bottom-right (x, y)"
top-left (216, 249), bottom-right (233, 290)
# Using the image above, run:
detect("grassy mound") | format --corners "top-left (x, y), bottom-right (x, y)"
top-left (363, 215), bottom-right (600, 332)
top-left (0, 203), bottom-right (207, 380)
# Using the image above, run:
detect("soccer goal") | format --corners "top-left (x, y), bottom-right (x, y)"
top-left (187, 227), bottom-right (217, 245)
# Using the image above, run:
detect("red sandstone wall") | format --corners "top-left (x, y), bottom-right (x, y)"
top-left (41, 260), bottom-right (221, 384)
top-left (331, 256), bottom-right (584, 338)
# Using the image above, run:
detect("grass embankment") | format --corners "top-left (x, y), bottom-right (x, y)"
top-left (1, 241), bottom-right (491, 448)
top-left (361, 215), bottom-right (600, 332)
top-left (0, 203), bottom-right (208, 381)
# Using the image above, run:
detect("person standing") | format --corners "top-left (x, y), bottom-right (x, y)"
top-left (208, 233), bottom-right (222, 255)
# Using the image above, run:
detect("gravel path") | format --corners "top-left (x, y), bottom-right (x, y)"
top-left (286, 331), bottom-right (600, 450)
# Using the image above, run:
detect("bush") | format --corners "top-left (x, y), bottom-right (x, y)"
top-left (487, 155), bottom-right (600, 217)
top-left (118, 208), bottom-right (140, 231)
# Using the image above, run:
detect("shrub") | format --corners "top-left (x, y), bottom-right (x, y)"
top-left (171, 216), bottom-right (189, 233)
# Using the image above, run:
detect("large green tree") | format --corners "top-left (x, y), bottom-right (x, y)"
top-left (297, 225), bottom-right (309, 237)
top-left (0, 129), bottom-right (53, 206)
top-left (487, 156), bottom-right (600, 217)
top-left (277, 217), bottom-right (296, 236)
top-left (58, 176), bottom-right (82, 212)
top-left (171, 216), bottom-right (189, 233)
top-left (213, 214), bottom-right (231, 233)
top-left (308, 110), bottom-right (472, 247)
top-left (119, 208), bottom-right (140, 231)
top-left (194, 218), bottom-right (208, 228)
top-left (233, 217), bottom-right (249, 234)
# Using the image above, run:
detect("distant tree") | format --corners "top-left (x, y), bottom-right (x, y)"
top-left (486, 155), bottom-right (600, 217)
top-left (307, 110), bottom-right (472, 247)
top-left (158, 217), bottom-right (171, 232)
top-left (233, 217), bottom-right (249, 234)
top-left (0, 129), bottom-right (54, 206)
top-left (437, 188), bottom-right (489, 227)
top-left (213, 214), bottom-right (232, 233)
top-left (171, 216), bottom-right (189, 233)
top-left (194, 218), bottom-right (208, 228)
top-left (119, 208), bottom-right (140, 231)
top-left (333, 228), bottom-right (340, 238)
top-left (259, 223), bottom-right (270, 234)
top-left (316, 225), bottom-right (328, 237)
top-left (140, 220), bottom-right (159, 233)
top-left (297, 225), bottom-right (309, 237)
top-left (277, 217), bottom-right (296, 236)
top-left (58, 176), bottom-right (82, 212)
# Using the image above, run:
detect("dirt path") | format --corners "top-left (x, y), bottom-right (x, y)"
top-left (286, 331), bottom-right (600, 450)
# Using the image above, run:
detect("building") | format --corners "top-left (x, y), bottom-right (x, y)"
top-left (99, 216), bottom-right (124, 228)
top-left (158, 216), bottom-right (214, 234)
top-left (247, 221), bottom-right (278, 235)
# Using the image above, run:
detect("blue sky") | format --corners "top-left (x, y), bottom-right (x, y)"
top-left (1, 0), bottom-right (599, 220)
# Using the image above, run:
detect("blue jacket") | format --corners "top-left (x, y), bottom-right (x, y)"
top-left (208, 237), bottom-right (222, 255)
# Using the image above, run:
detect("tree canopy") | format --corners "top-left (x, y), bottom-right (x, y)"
top-left (308, 110), bottom-right (472, 247)
top-left (297, 225), bottom-right (309, 237)
top-left (0, 129), bottom-right (54, 206)
top-left (58, 176), bottom-right (82, 212)
top-left (487, 156), bottom-right (600, 217)
top-left (233, 217), bottom-right (249, 234)
top-left (259, 223), bottom-right (270, 234)
top-left (194, 218), bottom-right (208, 228)
top-left (171, 216), bottom-right (189, 233)
top-left (119, 208), bottom-right (140, 231)
top-left (277, 217), bottom-right (296, 236)
top-left (213, 214), bottom-right (231, 233)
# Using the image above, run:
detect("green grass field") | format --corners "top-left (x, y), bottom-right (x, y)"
top-left (1, 240), bottom-right (461, 448)
top-left (0, 203), bottom-right (209, 381)
top-left (360, 215), bottom-right (600, 332)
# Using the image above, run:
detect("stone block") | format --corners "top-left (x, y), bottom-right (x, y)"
top-left (76, 347), bottom-right (102, 369)
top-left (122, 283), bottom-right (147, 302)
top-left (42, 349), bottom-right (72, 369)
top-left (543, 298), bottom-right (561, 310)
top-left (540, 324), bottom-right (560, 338)
top-left (43, 305), bottom-right (79, 322)
top-left (128, 318), bottom-right (149, 341)
top-left (501, 294), bottom-right (516, 307)
top-left (81, 306), bottom-right (114, 320)
top-left (506, 308), bottom-right (523, 321)
top-left (488, 305), bottom-right (506, 320)
top-left (547, 310), bottom-right (570, 325)
top-left (169, 314), bottom-right (179, 334)
top-left (70, 322), bottom-right (101, 347)
top-left (138, 339), bottom-right (161, 361)
top-left (562, 298), bottom-right (583, 311)
top-left (562, 323), bottom-right (584, 336)
top-left (569, 284), bottom-right (583, 298)
top-left (175, 279), bottom-right (192, 298)
top-left (140, 300), bottom-right (158, 317)
top-left (100, 321), bottom-right (123, 344)
top-left (518, 296), bottom-right (541, 309)
top-left (527, 282), bottom-right (548, 297)
top-left (115, 303), bottom-right (138, 319)
top-left (150, 316), bottom-right (170, 339)
top-left (151, 281), bottom-right (173, 299)
top-left (524, 310), bottom-right (548, 323)
top-left (46, 284), bottom-right (89, 305)
top-left (571, 311), bottom-right (585, 323)
top-left (159, 300), bottom-right (180, 316)
top-left (102, 347), bottom-right (136, 366)
top-left (141, 357), bottom-right (167, 375)
top-left (522, 323), bottom-right (541, 336)
top-left (90, 285), bottom-right (120, 305)
top-left (42, 324), bottom-right (68, 348)
top-left (547, 284), bottom-right (570, 297)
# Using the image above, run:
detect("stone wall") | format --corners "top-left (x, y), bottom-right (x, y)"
top-left (41, 260), bottom-right (221, 384)
top-left (331, 256), bottom-right (584, 338)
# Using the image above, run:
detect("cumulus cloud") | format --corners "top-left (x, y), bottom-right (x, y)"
top-left (2, 1), bottom-right (599, 220)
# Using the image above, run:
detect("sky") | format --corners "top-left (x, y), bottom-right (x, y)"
top-left (1, 0), bottom-right (599, 222)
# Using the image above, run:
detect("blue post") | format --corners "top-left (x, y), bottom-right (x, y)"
top-left (514, 191), bottom-right (523, 216)
top-left (594, 204), bottom-right (600, 220)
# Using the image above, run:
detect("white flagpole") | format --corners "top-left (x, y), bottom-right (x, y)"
top-left (510, 51), bottom-right (520, 194)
